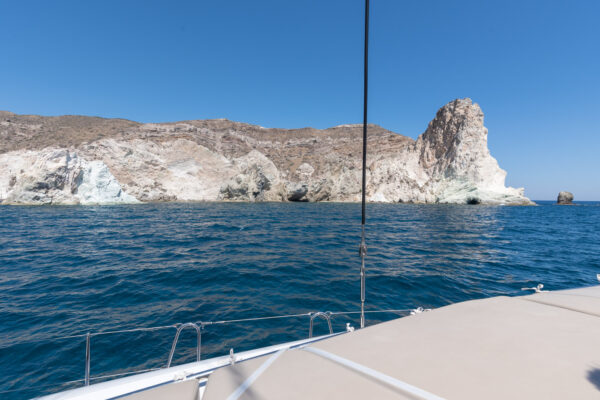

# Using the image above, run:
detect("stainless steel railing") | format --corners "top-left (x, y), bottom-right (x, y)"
top-left (85, 333), bottom-right (91, 386)
top-left (308, 312), bottom-right (333, 338)
top-left (166, 322), bottom-right (202, 368)
top-left (1, 308), bottom-right (413, 395)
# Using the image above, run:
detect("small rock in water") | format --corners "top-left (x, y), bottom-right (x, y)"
top-left (557, 191), bottom-right (574, 205)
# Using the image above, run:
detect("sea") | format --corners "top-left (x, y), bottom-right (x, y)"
top-left (1, 201), bottom-right (599, 399)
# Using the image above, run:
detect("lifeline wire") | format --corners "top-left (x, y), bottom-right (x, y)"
top-left (2, 309), bottom-right (414, 348)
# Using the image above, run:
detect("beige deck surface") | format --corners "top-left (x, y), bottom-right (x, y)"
top-left (203, 286), bottom-right (600, 400)
top-left (120, 379), bottom-right (199, 400)
top-left (525, 289), bottom-right (600, 317)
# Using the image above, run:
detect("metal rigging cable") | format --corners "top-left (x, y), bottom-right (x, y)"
top-left (359, 0), bottom-right (369, 329)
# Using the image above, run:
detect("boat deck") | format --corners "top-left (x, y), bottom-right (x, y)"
top-left (203, 286), bottom-right (600, 399)
top-left (41, 286), bottom-right (600, 399)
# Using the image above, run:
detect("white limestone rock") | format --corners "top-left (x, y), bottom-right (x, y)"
top-left (219, 150), bottom-right (286, 201)
top-left (417, 99), bottom-right (531, 205)
top-left (0, 149), bottom-right (138, 205)
top-left (0, 98), bottom-right (532, 205)
top-left (363, 99), bottom-right (531, 205)
top-left (79, 138), bottom-right (236, 202)
top-left (75, 160), bottom-right (138, 204)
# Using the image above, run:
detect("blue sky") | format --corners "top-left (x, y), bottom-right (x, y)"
top-left (1, 0), bottom-right (599, 200)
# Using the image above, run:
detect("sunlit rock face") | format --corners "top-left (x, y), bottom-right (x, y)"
top-left (78, 138), bottom-right (237, 202)
top-left (0, 149), bottom-right (138, 205)
top-left (218, 150), bottom-right (286, 201)
top-left (0, 99), bottom-right (532, 205)
top-left (358, 98), bottom-right (531, 205)
top-left (415, 98), bottom-right (530, 205)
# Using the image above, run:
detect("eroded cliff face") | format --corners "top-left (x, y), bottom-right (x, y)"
top-left (0, 99), bottom-right (532, 205)
top-left (0, 149), bottom-right (137, 205)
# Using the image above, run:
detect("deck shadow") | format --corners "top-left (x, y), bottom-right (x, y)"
top-left (587, 368), bottom-right (600, 391)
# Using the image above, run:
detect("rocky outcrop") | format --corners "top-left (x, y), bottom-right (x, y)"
top-left (79, 138), bottom-right (236, 202)
top-left (557, 191), bottom-right (574, 205)
top-left (0, 99), bottom-right (532, 205)
top-left (416, 99), bottom-right (529, 204)
top-left (0, 149), bottom-right (137, 205)
top-left (219, 150), bottom-right (286, 201)
top-left (362, 99), bottom-right (530, 204)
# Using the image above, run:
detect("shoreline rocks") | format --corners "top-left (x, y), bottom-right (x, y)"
top-left (0, 99), bottom-right (533, 206)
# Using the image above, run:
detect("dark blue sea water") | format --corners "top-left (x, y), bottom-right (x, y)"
top-left (1, 202), bottom-right (599, 399)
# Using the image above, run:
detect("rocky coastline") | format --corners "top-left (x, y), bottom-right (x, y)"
top-left (0, 98), bottom-right (532, 205)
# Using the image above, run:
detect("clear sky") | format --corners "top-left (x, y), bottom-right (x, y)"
top-left (1, 0), bottom-right (599, 200)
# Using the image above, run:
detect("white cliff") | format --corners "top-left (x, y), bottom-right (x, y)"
top-left (78, 138), bottom-right (237, 202)
top-left (0, 99), bottom-right (532, 205)
top-left (367, 99), bottom-right (529, 204)
top-left (0, 149), bottom-right (137, 205)
top-left (219, 150), bottom-right (286, 201)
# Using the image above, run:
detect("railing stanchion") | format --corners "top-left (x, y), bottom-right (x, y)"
top-left (85, 332), bottom-right (91, 386)
top-left (167, 323), bottom-right (203, 368)
top-left (196, 323), bottom-right (203, 362)
top-left (308, 312), bottom-right (333, 338)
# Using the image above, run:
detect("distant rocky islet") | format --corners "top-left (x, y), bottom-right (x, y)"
top-left (0, 98), bottom-right (532, 205)
top-left (557, 191), bottom-right (574, 205)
